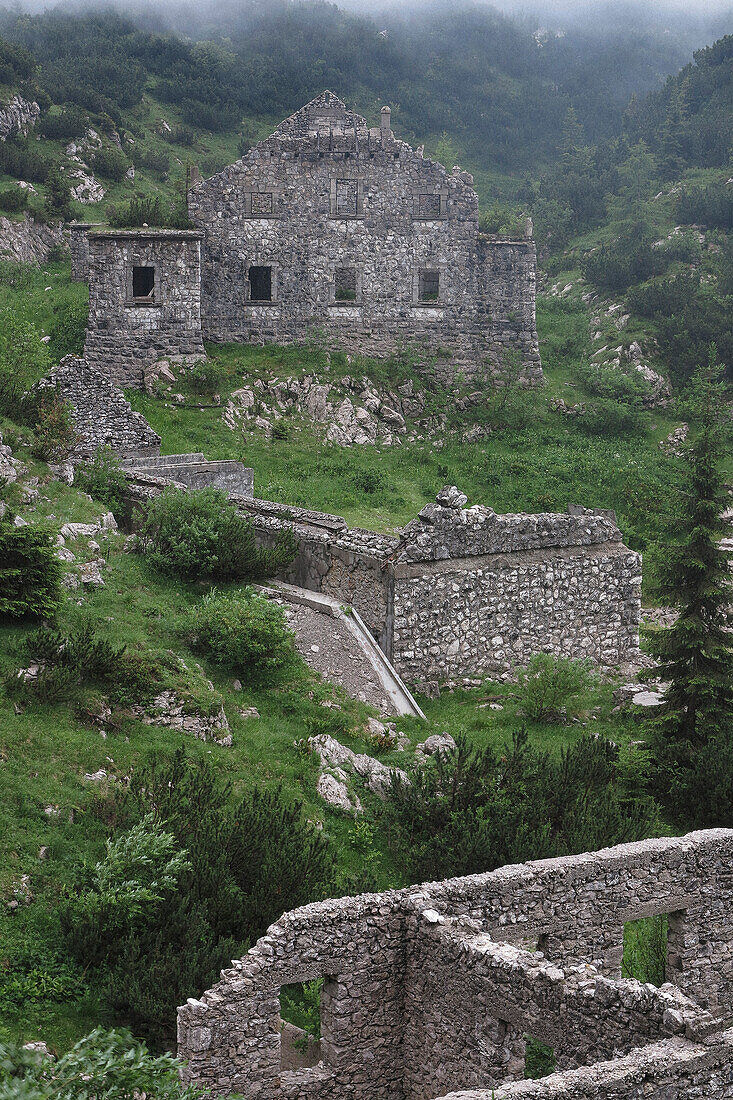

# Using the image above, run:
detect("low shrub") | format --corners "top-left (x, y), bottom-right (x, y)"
top-left (577, 398), bottom-right (649, 437)
top-left (518, 654), bottom-right (595, 722)
top-left (0, 186), bottom-right (29, 213)
top-left (185, 360), bottom-right (226, 397)
top-left (91, 146), bottom-right (129, 182)
top-left (0, 518), bottom-right (62, 620)
top-left (75, 445), bottom-right (128, 520)
top-left (191, 588), bottom-right (296, 678)
top-left (48, 299), bottom-right (89, 361)
top-left (138, 486), bottom-right (294, 582)
top-left (10, 622), bottom-right (126, 701)
top-left (0, 312), bottom-right (51, 422)
top-left (38, 105), bottom-right (88, 142)
top-left (30, 392), bottom-right (79, 461)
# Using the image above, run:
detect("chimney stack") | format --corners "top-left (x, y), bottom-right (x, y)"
top-left (380, 106), bottom-right (392, 145)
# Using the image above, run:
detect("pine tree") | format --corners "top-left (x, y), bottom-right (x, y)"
top-left (648, 355), bottom-right (733, 825)
top-left (44, 168), bottom-right (72, 221)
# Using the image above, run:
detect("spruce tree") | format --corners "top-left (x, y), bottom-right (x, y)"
top-left (648, 356), bottom-right (733, 825)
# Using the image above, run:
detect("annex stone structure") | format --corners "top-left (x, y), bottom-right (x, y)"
top-left (80, 92), bottom-right (541, 389)
top-left (123, 475), bottom-right (641, 681)
top-left (177, 829), bottom-right (733, 1100)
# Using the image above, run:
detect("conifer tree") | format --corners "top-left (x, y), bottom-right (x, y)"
top-left (648, 355), bottom-right (733, 825)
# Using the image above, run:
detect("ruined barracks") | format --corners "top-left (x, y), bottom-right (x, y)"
top-left (76, 91), bottom-right (542, 389)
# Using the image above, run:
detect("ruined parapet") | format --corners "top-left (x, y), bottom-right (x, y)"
top-left (122, 452), bottom-right (254, 497)
top-left (188, 91), bottom-right (542, 388)
top-left (68, 222), bottom-right (104, 281)
top-left (389, 487), bottom-right (641, 679)
top-left (177, 829), bottom-right (733, 1100)
top-left (43, 356), bottom-right (161, 458)
top-left (83, 229), bottom-right (205, 389)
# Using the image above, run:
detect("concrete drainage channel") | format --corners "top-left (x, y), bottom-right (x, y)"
top-left (258, 581), bottom-right (425, 719)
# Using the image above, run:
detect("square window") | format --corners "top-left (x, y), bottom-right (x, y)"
top-left (132, 266), bottom-right (155, 300)
top-left (418, 193), bottom-right (441, 218)
top-left (419, 269), bottom-right (440, 302)
top-left (335, 180), bottom-right (357, 216)
top-left (334, 266), bottom-right (357, 302)
top-left (249, 266), bottom-right (272, 302)
top-left (251, 193), bottom-right (273, 215)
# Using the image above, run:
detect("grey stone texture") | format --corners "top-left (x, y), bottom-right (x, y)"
top-left (122, 478), bottom-right (641, 681)
top-left (0, 95), bottom-right (39, 141)
top-left (177, 829), bottom-right (733, 1100)
top-left (69, 222), bottom-right (104, 281)
top-left (121, 452), bottom-right (254, 497)
top-left (0, 213), bottom-right (64, 264)
top-left (83, 230), bottom-right (206, 388)
top-left (42, 356), bottom-right (161, 458)
top-left (185, 91), bottom-right (541, 386)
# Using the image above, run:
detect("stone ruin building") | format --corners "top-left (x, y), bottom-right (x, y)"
top-left (75, 91), bottom-right (541, 389)
top-left (177, 829), bottom-right (733, 1100)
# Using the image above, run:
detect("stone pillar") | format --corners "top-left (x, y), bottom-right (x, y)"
top-left (380, 106), bottom-right (392, 145)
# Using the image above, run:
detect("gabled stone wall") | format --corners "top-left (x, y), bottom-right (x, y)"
top-left (188, 92), bottom-right (541, 386)
top-left (42, 356), bottom-right (161, 458)
top-left (177, 830), bottom-right (733, 1100)
top-left (83, 230), bottom-right (205, 388)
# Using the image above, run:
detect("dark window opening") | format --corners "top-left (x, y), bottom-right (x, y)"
top-left (524, 1036), bottom-right (555, 1079)
top-left (419, 193), bottom-right (441, 217)
top-left (419, 269), bottom-right (440, 302)
top-left (279, 980), bottom-right (323, 1072)
top-left (623, 915), bottom-right (668, 987)
top-left (132, 265), bottom-right (155, 301)
top-left (334, 266), bottom-right (357, 302)
top-left (249, 266), bottom-right (272, 302)
top-left (335, 179), bottom-right (357, 216)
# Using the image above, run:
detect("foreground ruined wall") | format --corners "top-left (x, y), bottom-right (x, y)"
top-left (83, 230), bottom-right (205, 387)
top-left (188, 91), bottom-right (541, 386)
top-left (177, 830), bottom-right (733, 1100)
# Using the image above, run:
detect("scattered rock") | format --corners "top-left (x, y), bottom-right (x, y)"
top-left (307, 733), bottom-right (408, 801)
top-left (131, 690), bottom-right (232, 746)
top-left (416, 732), bottom-right (456, 759)
top-left (317, 771), bottom-right (361, 814)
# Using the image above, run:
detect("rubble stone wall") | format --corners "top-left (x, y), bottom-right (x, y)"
top-left (83, 230), bottom-right (206, 387)
top-left (176, 830), bottom-right (733, 1100)
top-left (188, 92), bottom-right (541, 386)
top-left (42, 356), bottom-right (161, 457)
top-left (69, 222), bottom-right (104, 281)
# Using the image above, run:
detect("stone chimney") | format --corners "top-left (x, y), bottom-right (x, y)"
top-left (380, 106), bottom-right (392, 145)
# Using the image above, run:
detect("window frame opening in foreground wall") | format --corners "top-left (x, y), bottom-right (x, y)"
top-left (418, 268), bottom-right (440, 303)
top-left (333, 266), bottom-right (358, 304)
top-left (278, 976), bottom-right (337, 1086)
top-left (130, 265), bottom-right (157, 305)
top-left (248, 265), bottom-right (273, 302)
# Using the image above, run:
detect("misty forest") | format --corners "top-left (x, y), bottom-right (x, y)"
top-left (0, 0), bottom-right (731, 1096)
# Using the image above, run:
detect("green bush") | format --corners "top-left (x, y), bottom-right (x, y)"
top-left (0, 186), bottom-right (29, 213)
top-left (577, 398), bottom-right (649, 437)
top-left (38, 105), bottom-right (88, 141)
top-left (48, 298), bottom-right (89, 361)
top-left (0, 1028), bottom-right (207, 1099)
top-left (384, 732), bottom-right (661, 883)
top-left (10, 622), bottom-right (126, 701)
top-left (138, 486), bottom-right (294, 582)
top-left (185, 360), bottom-right (226, 397)
top-left (91, 145), bottom-right (129, 182)
top-left (0, 519), bottom-right (62, 619)
top-left (518, 654), bottom-right (595, 722)
top-left (191, 588), bottom-right (296, 678)
top-left (30, 393), bottom-right (79, 461)
top-left (108, 195), bottom-right (191, 229)
top-left (75, 445), bottom-right (128, 520)
top-left (76, 750), bottom-right (333, 1045)
top-left (0, 312), bottom-right (51, 423)
top-left (44, 167), bottom-right (72, 220)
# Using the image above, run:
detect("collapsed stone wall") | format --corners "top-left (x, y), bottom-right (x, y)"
top-left (177, 830), bottom-right (733, 1100)
top-left (44, 356), bottom-right (161, 458)
top-left (84, 230), bottom-right (206, 388)
top-left (188, 91), bottom-right (541, 386)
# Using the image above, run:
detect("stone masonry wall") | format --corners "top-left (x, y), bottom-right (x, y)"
top-left (84, 230), bottom-right (205, 387)
top-left (177, 830), bottom-right (733, 1100)
top-left (69, 222), bottom-right (104, 281)
top-left (188, 92), bottom-right (541, 386)
top-left (440, 1032), bottom-right (733, 1100)
top-left (44, 356), bottom-right (161, 458)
